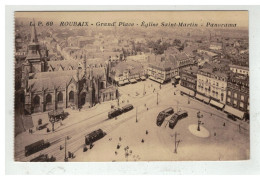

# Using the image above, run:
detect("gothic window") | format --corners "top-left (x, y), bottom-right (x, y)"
top-left (58, 92), bottom-right (63, 102)
top-left (69, 91), bottom-right (74, 102)
top-left (46, 94), bottom-right (52, 104)
top-left (33, 95), bottom-right (40, 106)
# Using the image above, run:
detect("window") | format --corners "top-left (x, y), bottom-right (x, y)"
top-left (33, 95), bottom-right (40, 105)
top-left (227, 97), bottom-right (231, 103)
top-left (58, 92), bottom-right (63, 102)
top-left (233, 100), bottom-right (237, 106)
top-left (69, 91), bottom-right (74, 102)
top-left (46, 94), bottom-right (52, 104)
top-left (221, 93), bottom-right (224, 101)
top-left (240, 102), bottom-right (244, 108)
top-left (216, 82), bottom-right (219, 87)
top-left (241, 95), bottom-right (244, 101)
top-left (234, 92), bottom-right (237, 98)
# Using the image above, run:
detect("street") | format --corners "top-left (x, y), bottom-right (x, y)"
top-left (15, 80), bottom-right (249, 162)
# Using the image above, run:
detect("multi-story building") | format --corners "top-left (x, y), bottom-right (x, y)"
top-left (109, 60), bottom-right (146, 86)
top-left (147, 55), bottom-right (178, 84)
top-left (209, 42), bottom-right (223, 51)
top-left (196, 63), bottom-right (228, 108)
top-left (225, 73), bottom-right (249, 119)
top-left (229, 64), bottom-right (249, 76)
top-left (180, 66), bottom-right (199, 91)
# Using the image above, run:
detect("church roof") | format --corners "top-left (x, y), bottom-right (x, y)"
top-left (28, 75), bottom-right (73, 92)
top-left (28, 67), bottom-right (106, 92)
top-left (47, 58), bottom-right (107, 71)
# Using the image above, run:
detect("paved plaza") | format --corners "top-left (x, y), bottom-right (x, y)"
top-left (15, 80), bottom-right (249, 162)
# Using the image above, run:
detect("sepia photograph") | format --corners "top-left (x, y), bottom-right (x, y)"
top-left (13, 11), bottom-right (249, 162)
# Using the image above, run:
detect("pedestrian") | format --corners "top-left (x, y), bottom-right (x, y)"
top-left (214, 132), bottom-right (216, 136)
top-left (146, 130), bottom-right (148, 135)
top-left (83, 146), bottom-right (88, 152)
top-left (223, 122), bottom-right (226, 127)
top-left (115, 151), bottom-right (118, 155)
top-left (119, 137), bottom-right (122, 141)
top-left (141, 139), bottom-right (144, 143)
top-left (117, 143), bottom-right (120, 149)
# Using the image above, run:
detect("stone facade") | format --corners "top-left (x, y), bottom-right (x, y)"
top-left (180, 66), bottom-right (199, 91)
top-left (226, 74), bottom-right (249, 112)
top-left (21, 21), bottom-right (118, 114)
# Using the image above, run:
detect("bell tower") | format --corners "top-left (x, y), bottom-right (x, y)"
top-left (24, 19), bottom-right (45, 73)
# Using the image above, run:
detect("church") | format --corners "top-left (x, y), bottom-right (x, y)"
top-left (21, 23), bottom-right (118, 114)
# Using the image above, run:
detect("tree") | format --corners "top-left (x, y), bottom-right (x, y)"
top-left (173, 39), bottom-right (181, 46)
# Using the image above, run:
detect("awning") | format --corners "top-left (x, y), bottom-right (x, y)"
top-left (130, 79), bottom-right (137, 83)
top-left (118, 81), bottom-right (124, 85)
top-left (195, 93), bottom-right (210, 103)
top-left (210, 100), bottom-right (224, 109)
top-left (224, 105), bottom-right (245, 119)
top-left (149, 76), bottom-right (164, 84)
top-left (123, 79), bottom-right (129, 84)
top-left (140, 76), bottom-right (146, 80)
top-left (179, 86), bottom-right (195, 97)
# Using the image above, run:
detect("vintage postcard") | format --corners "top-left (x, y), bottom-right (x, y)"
top-left (14, 11), bottom-right (249, 162)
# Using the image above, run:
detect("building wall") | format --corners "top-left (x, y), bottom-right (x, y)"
top-left (197, 73), bottom-right (227, 104)
top-left (100, 90), bottom-right (117, 102)
top-left (147, 66), bottom-right (171, 82)
top-left (230, 67), bottom-right (249, 76)
top-left (226, 82), bottom-right (249, 112)
top-left (180, 71), bottom-right (197, 91)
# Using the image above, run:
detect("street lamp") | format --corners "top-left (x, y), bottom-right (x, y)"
top-left (197, 117), bottom-right (204, 131)
top-left (48, 115), bottom-right (56, 132)
top-left (143, 83), bottom-right (146, 96)
top-left (136, 107), bottom-right (138, 123)
top-left (157, 92), bottom-right (159, 105)
top-left (171, 132), bottom-right (180, 154)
